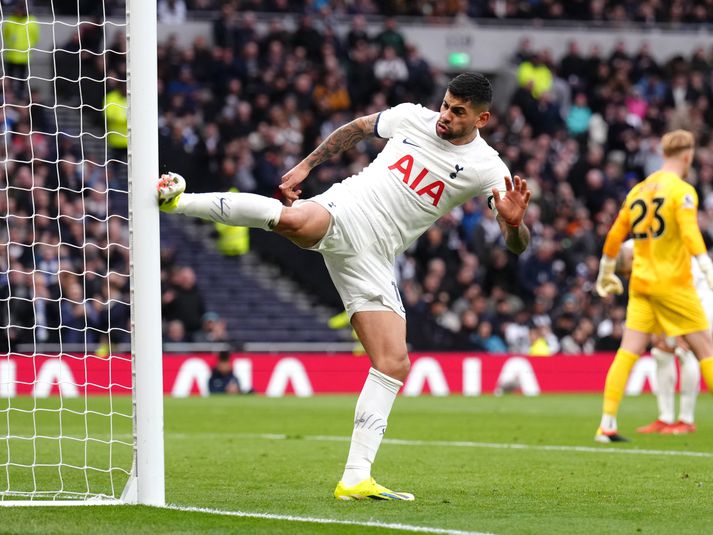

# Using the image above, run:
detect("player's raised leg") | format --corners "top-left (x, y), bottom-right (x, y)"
top-left (334, 311), bottom-right (414, 501)
top-left (157, 172), bottom-right (282, 229)
top-left (157, 172), bottom-right (331, 248)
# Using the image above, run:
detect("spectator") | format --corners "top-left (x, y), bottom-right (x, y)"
top-left (346, 14), bottom-right (370, 50)
top-left (517, 52), bottom-right (553, 99)
top-left (519, 240), bottom-right (558, 300)
top-left (560, 319), bottom-right (596, 354)
top-left (213, 3), bottom-right (240, 51)
top-left (504, 310), bottom-right (531, 354)
top-left (374, 17), bottom-right (405, 56)
top-left (165, 319), bottom-right (188, 343)
top-left (2, 4), bottom-right (39, 97)
top-left (528, 324), bottom-right (555, 356)
top-left (511, 37), bottom-right (534, 66)
top-left (566, 92), bottom-right (592, 138)
top-left (313, 71), bottom-right (351, 113)
top-left (105, 80), bottom-right (128, 151)
top-left (405, 44), bottom-right (435, 103)
top-left (559, 41), bottom-right (588, 88)
top-left (292, 15), bottom-right (322, 62)
top-left (158, 0), bottom-right (187, 24)
top-left (595, 318), bottom-right (625, 351)
top-left (208, 351), bottom-right (242, 394)
top-left (374, 46), bottom-right (409, 85)
top-left (215, 217), bottom-right (250, 257)
top-left (162, 266), bottom-right (206, 336)
top-left (472, 320), bottom-right (508, 353)
top-left (194, 312), bottom-right (230, 343)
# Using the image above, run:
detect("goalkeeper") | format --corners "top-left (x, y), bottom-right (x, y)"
top-left (594, 129), bottom-right (713, 443)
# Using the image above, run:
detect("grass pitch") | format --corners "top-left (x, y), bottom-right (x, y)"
top-left (2, 393), bottom-right (713, 534)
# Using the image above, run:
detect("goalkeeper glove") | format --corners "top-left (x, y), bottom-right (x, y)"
top-left (695, 253), bottom-right (713, 291)
top-left (596, 256), bottom-right (624, 297)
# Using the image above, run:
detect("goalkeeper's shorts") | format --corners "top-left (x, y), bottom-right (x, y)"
top-left (626, 286), bottom-right (709, 336)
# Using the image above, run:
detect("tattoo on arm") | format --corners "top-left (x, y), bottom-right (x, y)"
top-left (497, 214), bottom-right (530, 254)
top-left (304, 114), bottom-right (378, 169)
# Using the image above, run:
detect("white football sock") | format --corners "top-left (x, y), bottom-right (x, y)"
top-left (676, 348), bottom-right (699, 424)
top-left (175, 192), bottom-right (283, 231)
top-left (600, 413), bottom-right (617, 432)
top-left (652, 347), bottom-right (676, 424)
top-left (341, 368), bottom-right (402, 487)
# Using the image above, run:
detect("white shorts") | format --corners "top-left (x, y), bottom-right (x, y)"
top-left (294, 183), bottom-right (406, 319)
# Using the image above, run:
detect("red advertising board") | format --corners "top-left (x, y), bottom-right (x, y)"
top-left (0, 352), bottom-right (671, 398)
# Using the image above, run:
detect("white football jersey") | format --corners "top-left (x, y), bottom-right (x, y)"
top-left (338, 103), bottom-right (510, 255)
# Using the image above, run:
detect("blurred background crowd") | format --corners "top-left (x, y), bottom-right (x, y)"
top-left (73, 0), bottom-right (713, 25)
top-left (151, 6), bottom-right (713, 354)
top-left (2, 1), bottom-right (713, 355)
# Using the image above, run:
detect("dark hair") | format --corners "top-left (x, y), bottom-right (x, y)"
top-left (447, 73), bottom-right (492, 109)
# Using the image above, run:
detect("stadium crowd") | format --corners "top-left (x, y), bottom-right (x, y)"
top-left (153, 0), bottom-right (713, 25)
top-left (3, 4), bottom-right (713, 353)
top-left (152, 11), bottom-right (713, 352)
top-left (0, 129), bottom-right (133, 352)
top-left (0, 8), bottom-right (215, 354)
top-left (47, 0), bottom-right (713, 26)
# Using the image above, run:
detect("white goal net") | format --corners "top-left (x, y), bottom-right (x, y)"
top-left (0, 0), bottom-right (163, 504)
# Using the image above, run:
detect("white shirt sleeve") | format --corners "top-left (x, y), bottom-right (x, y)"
top-left (375, 103), bottom-right (418, 139)
top-left (480, 157), bottom-right (511, 214)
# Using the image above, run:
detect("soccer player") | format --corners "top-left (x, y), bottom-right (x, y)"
top-left (639, 337), bottom-right (701, 435)
top-left (595, 129), bottom-right (713, 443)
top-left (157, 73), bottom-right (532, 499)
top-left (616, 240), bottom-right (706, 435)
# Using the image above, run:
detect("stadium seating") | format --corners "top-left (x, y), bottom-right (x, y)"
top-left (160, 214), bottom-right (350, 346)
top-left (6, 3), bottom-right (712, 353)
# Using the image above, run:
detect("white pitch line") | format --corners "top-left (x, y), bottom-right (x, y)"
top-left (164, 504), bottom-right (493, 535)
top-left (225, 433), bottom-right (713, 459)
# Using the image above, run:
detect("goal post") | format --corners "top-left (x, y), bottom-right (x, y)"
top-left (0, 0), bottom-right (164, 505)
top-left (126, 0), bottom-right (165, 507)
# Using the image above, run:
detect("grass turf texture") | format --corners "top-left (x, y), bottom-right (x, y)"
top-left (2, 394), bottom-right (712, 534)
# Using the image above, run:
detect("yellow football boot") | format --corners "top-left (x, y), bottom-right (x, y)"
top-left (334, 478), bottom-right (414, 501)
top-left (157, 172), bottom-right (186, 212)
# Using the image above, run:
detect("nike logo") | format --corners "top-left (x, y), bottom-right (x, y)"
top-left (402, 137), bottom-right (420, 147)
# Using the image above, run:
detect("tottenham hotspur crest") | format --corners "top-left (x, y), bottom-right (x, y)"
top-left (450, 164), bottom-right (464, 179)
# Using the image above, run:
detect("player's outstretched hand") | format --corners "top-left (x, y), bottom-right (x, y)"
top-left (492, 175), bottom-right (531, 227)
top-left (279, 162), bottom-right (309, 206)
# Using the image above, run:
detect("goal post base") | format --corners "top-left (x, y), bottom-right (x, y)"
top-left (120, 468), bottom-right (139, 504)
